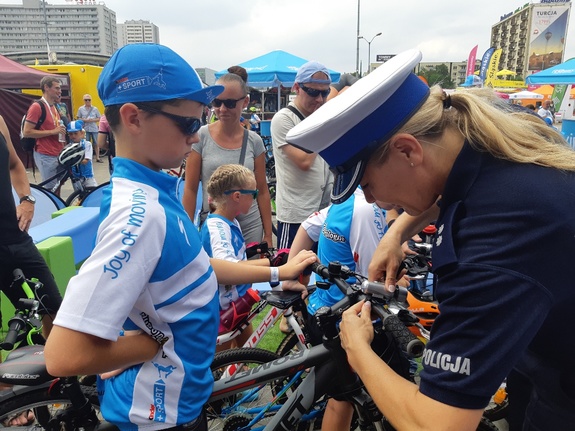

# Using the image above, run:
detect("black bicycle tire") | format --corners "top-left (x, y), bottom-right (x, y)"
top-left (0, 384), bottom-right (101, 429)
top-left (65, 186), bottom-right (97, 206)
top-left (208, 347), bottom-right (326, 431)
top-left (275, 331), bottom-right (299, 357)
top-left (208, 348), bottom-right (280, 431)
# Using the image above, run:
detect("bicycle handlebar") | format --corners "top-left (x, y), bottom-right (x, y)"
top-left (12, 268), bottom-right (36, 300)
top-left (311, 261), bottom-right (425, 358)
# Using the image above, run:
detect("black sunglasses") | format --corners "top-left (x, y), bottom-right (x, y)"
top-left (224, 189), bottom-right (259, 199)
top-left (299, 84), bottom-right (330, 99)
top-left (84, 99), bottom-right (91, 101)
top-left (137, 104), bottom-right (202, 136)
top-left (212, 96), bottom-right (246, 109)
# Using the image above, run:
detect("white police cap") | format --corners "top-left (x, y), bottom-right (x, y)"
top-left (286, 49), bottom-right (429, 204)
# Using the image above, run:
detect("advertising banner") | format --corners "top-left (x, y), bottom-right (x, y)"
top-left (484, 49), bottom-right (502, 86)
top-left (479, 47), bottom-right (495, 82)
top-left (528, 4), bottom-right (571, 71)
top-left (466, 45), bottom-right (478, 78)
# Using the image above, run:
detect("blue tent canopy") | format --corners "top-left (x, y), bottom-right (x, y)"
top-left (525, 58), bottom-right (575, 85)
top-left (215, 49), bottom-right (340, 88)
top-left (215, 50), bottom-right (340, 112)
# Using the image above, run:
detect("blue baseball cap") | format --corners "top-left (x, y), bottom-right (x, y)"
top-left (295, 61), bottom-right (331, 85)
top-left (287, 49), bottom-right (429, 204)
top-left (67, 120), bottom-right (84, 132)
top-left (98, 43), bottom-right (224, 106)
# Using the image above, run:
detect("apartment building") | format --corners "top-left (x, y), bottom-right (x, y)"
top-left (117, 19), bottom-right (159, 47)
top-left (0, 0), bottom-right (117, 59)
top-left (491, 0), bottom-right (572, 79)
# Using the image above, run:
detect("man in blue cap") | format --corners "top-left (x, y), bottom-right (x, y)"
top-left (271, 61), bottom-right (334, 251)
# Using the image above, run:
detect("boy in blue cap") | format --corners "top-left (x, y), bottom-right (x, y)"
top-left (45, 43), bottom-right (316, 431)
top-left (66, 119), bottom-right (98, 190)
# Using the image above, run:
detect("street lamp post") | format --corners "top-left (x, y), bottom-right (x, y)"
top-left (358, 32), bottom-right (382, 75)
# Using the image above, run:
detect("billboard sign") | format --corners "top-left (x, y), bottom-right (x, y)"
top-left (528, 3), bottom-right (571, 71)
top-left (376, 54), bottom-right (395, 63)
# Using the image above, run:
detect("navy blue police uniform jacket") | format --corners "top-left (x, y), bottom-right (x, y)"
top-left (418, 141), bottom-right (575, 425)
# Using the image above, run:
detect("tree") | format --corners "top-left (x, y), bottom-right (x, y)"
top-left (419, 64), bottom-right (455, 89)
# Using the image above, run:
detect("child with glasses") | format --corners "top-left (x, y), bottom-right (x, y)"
top-left (45, 44), bottom-right (316, 431)
top-left (201, 164), bottom-right (270, 350)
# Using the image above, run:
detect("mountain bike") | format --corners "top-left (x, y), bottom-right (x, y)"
top-left (206, 260), bottom-right (500, 431)
top-left (206, 263), bottom-right (497, 431)
top-left (0, 269), bottom-right (105, 431)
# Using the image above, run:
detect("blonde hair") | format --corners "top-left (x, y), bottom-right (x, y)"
top-left (372, 85), bottom-right (575, 171)
top-left (207, 164), bottom-right (255, 207)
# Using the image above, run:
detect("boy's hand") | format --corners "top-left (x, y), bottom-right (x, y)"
top-left (280, 250), bottom-right (316, 281)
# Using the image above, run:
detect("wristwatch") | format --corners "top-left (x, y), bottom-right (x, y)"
top-left (20, 195), bottom-right (36, 204)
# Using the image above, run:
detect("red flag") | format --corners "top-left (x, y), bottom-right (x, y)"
top-left (466, 45), bottom-right (478, 78)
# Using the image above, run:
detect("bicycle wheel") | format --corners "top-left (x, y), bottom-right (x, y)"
top-left (276, 332), bottom-right (301, 357)
top-left (65, 186), bottom-right (96, 206)
top-left (0, 384), bottom-right (103, 430)
top-left (208, 348), bottom-right (324, 431)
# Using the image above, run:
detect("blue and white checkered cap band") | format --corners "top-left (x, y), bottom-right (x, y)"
top-left (287, 49), bottom-right (429, 204)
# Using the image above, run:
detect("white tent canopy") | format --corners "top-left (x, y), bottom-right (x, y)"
top-left (508, 90), bottom-right (544, 100)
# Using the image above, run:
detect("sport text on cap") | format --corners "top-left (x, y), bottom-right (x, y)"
top-left (97, 43), bottom-right (224, 107)
top-left (295, 61), bottom-right (332, 85)
top-left (286, 49), bottom-right (429, 204)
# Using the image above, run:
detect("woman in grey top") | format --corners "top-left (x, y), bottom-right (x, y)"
top-left (183, 73), bottom-right (273, 246)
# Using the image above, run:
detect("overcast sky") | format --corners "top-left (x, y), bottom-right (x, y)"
top-left (9, 0), bottom-right (575, 73)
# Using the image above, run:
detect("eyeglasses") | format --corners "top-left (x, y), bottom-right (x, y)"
top-left (137, 104), bottom-right (202, 136)
top-left (84, 99), bottom-right (91, 101)
top-left (224, 189), bottom-right (259, 199)
top-left (212, 96), bottom-right (246, 109)
top-left (298, 84), bottom-right (330, 99)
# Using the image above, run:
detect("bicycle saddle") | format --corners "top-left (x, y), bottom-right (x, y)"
top-left (0, 345), bottom-right (53, 386)
top-left (261, 290), bottom-right (305, 309)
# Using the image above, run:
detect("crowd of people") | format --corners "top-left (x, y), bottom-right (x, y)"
top-left (2, 42), bottom-right (573, 431)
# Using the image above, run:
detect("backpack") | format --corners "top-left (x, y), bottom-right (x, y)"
top-left (20, 101), bottom-right (47, 152)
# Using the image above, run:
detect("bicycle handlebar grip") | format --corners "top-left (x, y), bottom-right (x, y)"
top-left (311, 262), bottom-right (330, 279)
top-left (0, 316), bottom-right (26, 350)
top-left (383, 314), bottom-right (424, 358)
top-left (12, 268), bottom-right (25, 282)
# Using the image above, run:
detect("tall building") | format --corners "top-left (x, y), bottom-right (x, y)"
top-left (0, 0), bottom-right (117, 61)
top-left (491, 1), bottom-right (572, 79)
top-left (117, 19), bottom-right (160, 47)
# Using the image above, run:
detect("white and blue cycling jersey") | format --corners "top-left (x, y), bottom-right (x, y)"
top-left (54, 157), bottom-right (219, 431)
top-left (201, 214), bottom-right (250, 310)
top-left (70, 138), bottom-right (95, 180)
top-left (306, 188), bottom-right (387, 315)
